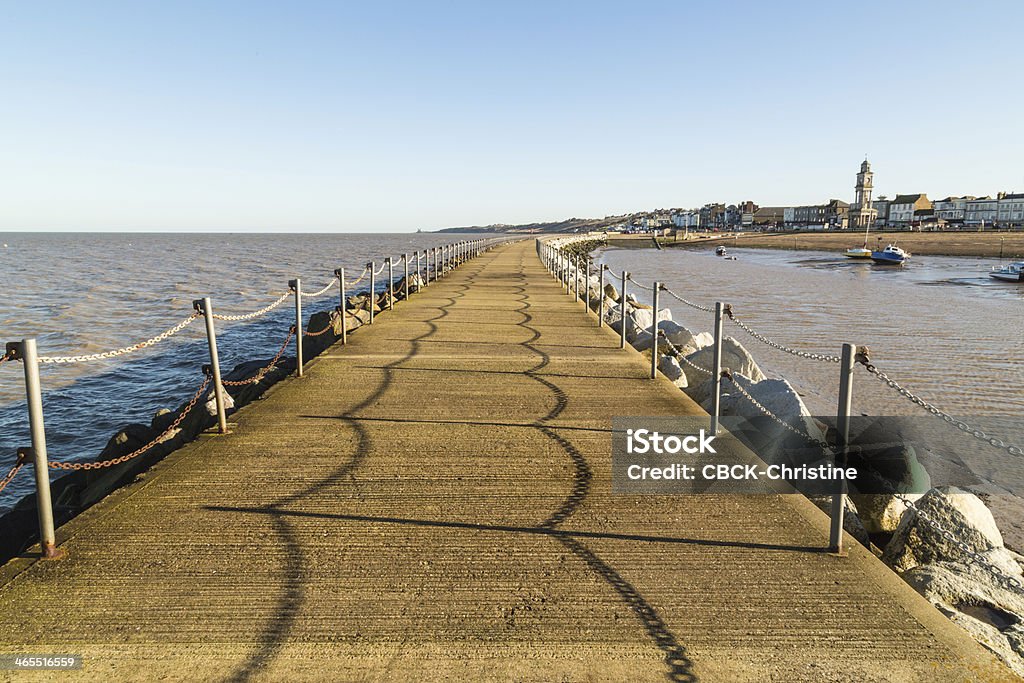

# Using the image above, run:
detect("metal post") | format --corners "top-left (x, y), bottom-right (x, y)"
top-left (403, 253), bottom-right (410, 300)
top-left (711, 302), bottom-right (724, 435)
top-left (573, 256), bottom-right (580, 303)
top-left (651, 283), bottom-right (660, 379)
top-left (598, 264), bottom-right (605, 327)
top-left (290, 278), bottom-right (303, 377)
top-left (830, 342), bottom-right (855, 554)
top-left (585, 258), bottom-right (591, 313)
top-left (336, 268), bottom-right (347, 345)
top-left (15, 339), bottom-right (60, 559)
top-left (194, 298), bottom-right (228, 433)
top-left (387, 257), bottom-right (394, 310)
top-left (620, 271), bottom-right (628, 349)
top-left (368, 262), bottom-right (375, 324)
top-left (417, 251), bottom-right (423, 289)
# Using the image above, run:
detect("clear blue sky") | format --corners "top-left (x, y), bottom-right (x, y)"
top-left (2, 1), bottom-right (1022, 232)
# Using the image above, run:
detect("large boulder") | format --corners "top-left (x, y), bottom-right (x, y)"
top-left (659, 321), bottom-right (713, 356)
top-left (657, 355), bottom-right (688, 389)
top-left (849, 493), bottom-right (922, 534)
top-left (627, 308), bottom-right (672, 342)
top-left (882, 487), bottom-right (1021, 576)
top-left (700, 373), bottom-right (827, 468)
top-left (604, 283), bottom-right (620, 303)
top-left (902, 560), bottom-right (1024, 677)
top-left (681, 336), bottom-right (765, 395)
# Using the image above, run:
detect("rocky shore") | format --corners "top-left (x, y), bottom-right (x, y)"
top-left (0, 268), bottom-right (436, 565)
top-left (552, 233), bottom-right (1024, 676)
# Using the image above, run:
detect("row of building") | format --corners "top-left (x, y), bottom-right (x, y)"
top-left (648, 161), bottom-right (1024, 231)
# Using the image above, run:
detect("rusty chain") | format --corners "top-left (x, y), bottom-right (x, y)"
top-left (303, 311), bottom-right (339, 337)
top-left (48, 375), bottom-right (210, 471)
top-left (0, 350), bottom-right (12, 366)
top-left (0, 456), bottom-right (25, 493)
top-left (30, 313), bottom-right (200, 364)
top-left (212, 291), bottom-right (292, 322)
top-left (220, 327), bottom-right (296, 387)
top-left (659, 334), bottom-right (714, 376)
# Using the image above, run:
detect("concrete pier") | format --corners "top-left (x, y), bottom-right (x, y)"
top-left (0, 240), bottom-right (1010, 681)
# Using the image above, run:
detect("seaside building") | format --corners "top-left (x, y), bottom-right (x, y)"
top-left (848, 159), bottom-right (878, 230)
top-left (752, 206), bottom-right (786, 228)
top-left (790, 199), bottom-right (849, 229)
top-left (888, 194), bottom-right (932, 227)
top-left (872, 195), bottom-right (892, 226)
top-left (933, 196), bottom-right (974, 225)
top-left (965, 196), bottom-right (998, 226)
top-left (997, 192), bottom-right (1024, 226)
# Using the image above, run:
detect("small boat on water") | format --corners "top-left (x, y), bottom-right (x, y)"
top-left (715, 245), bottom-right (727, 256)
top-left (844, 222), bottom-right (873, 259)
top-left (870, 244), bottom-right (910, 265)
top-left (989, 261), bottom-right (1024, 282)
top-left (844, 246), bottom-right (872, 259)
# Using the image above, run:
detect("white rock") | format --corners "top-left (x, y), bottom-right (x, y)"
top-left (657, 355), bottom-right (688, 388)
top-left (681, 336), bottom-right (766, 396)
top-left (205, 385), bottom-right (236, 416)
top-left (659, 321), bottom-right (712, 356)
top-left (629, 307), bottom-right (672, 336)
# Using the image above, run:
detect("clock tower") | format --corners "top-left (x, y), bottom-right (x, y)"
top-left (849, 158), bottom-right (878, 229)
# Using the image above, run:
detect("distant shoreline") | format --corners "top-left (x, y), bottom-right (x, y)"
top-left (648, 230), bottom-right (1024, 259)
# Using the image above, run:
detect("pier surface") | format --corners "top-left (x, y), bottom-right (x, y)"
top-left (0, 240), bottom-right (1010, 681)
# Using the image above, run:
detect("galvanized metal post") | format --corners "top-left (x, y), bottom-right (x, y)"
top-left (650, 283), bottom-right (660, 379)
top-left (194, 298), bottom-right (228, 433)
top-left (620, 271), bottom-right (628, 349)
top-left (368, 262), bottom-right (375, 324)
top-left (830, 342), bottom-right (855, 554)
top-left (290, 278), bottom-right (303, 377)
top-left (598, 264), bottom-right (606, 327)
top-left (387, 257), bottom-right (394, 310)
top-left (14, 339), bottom-right (60, 559)
top-left (416, 251), bottom-right (423, 289)
top-left (335, 268), bottom-right (347, 345)
top-left (403, 253), bottom-right (410, 300)
top-left (711, 302), bottom-right (725, 435)
top-left (573, 256), bottom-right (580, 303)
top-left (585, 258), bottom-right (592, 313)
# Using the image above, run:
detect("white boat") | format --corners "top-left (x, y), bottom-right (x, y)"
top-left (844, 222), bottom-right (873, 259)
top-left (870, 244), bottom-right (910, 265)
top-left (715, 245), bottom-right (727, 256)
top-left (989, 261), bottom-right (1024, 282)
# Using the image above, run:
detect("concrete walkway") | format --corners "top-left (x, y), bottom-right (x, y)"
top-left (0, 240), bottom-right (1011, 682)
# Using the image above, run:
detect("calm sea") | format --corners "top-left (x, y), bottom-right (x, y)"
top-left (0, 232), bottom-right (488, 511)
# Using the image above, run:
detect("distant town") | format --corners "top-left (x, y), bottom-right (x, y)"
top-left (442, 160), bottom-right (1024, 235)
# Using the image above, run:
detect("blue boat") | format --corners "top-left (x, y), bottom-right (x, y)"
top-left (870, 243), bottom-right (910, 265)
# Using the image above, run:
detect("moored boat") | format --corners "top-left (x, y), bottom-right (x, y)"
top-left (715, 245), bottom-right (727, 256)
top-left (989, 261), bottom-right (1024, 282)
top-left (870, 244), bottom-right (910, 265)
top-left (844, 246), bottom-right (872, 259)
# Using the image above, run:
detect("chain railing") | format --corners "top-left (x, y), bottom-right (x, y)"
top-left (211, 291), bottom-right (292, 321)
top-left (32, 313), bottom-right (200, 364)
top-left (48, 375), bottom-right (211, 471)
top-left (300, 280), bottom-right (338, 298)
top-left (540, 237), bottom-right (1024, 566)
top-left (723, 304), bottom-right (842, 363)
top-left (221, 327), bottom-right (296, 387)
top-left (661, 286), bottom-right (713, 313)
top-left (1, 237), bottom-right (499, 557)
top-left (857, 351), bottom-right (1024, 457)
